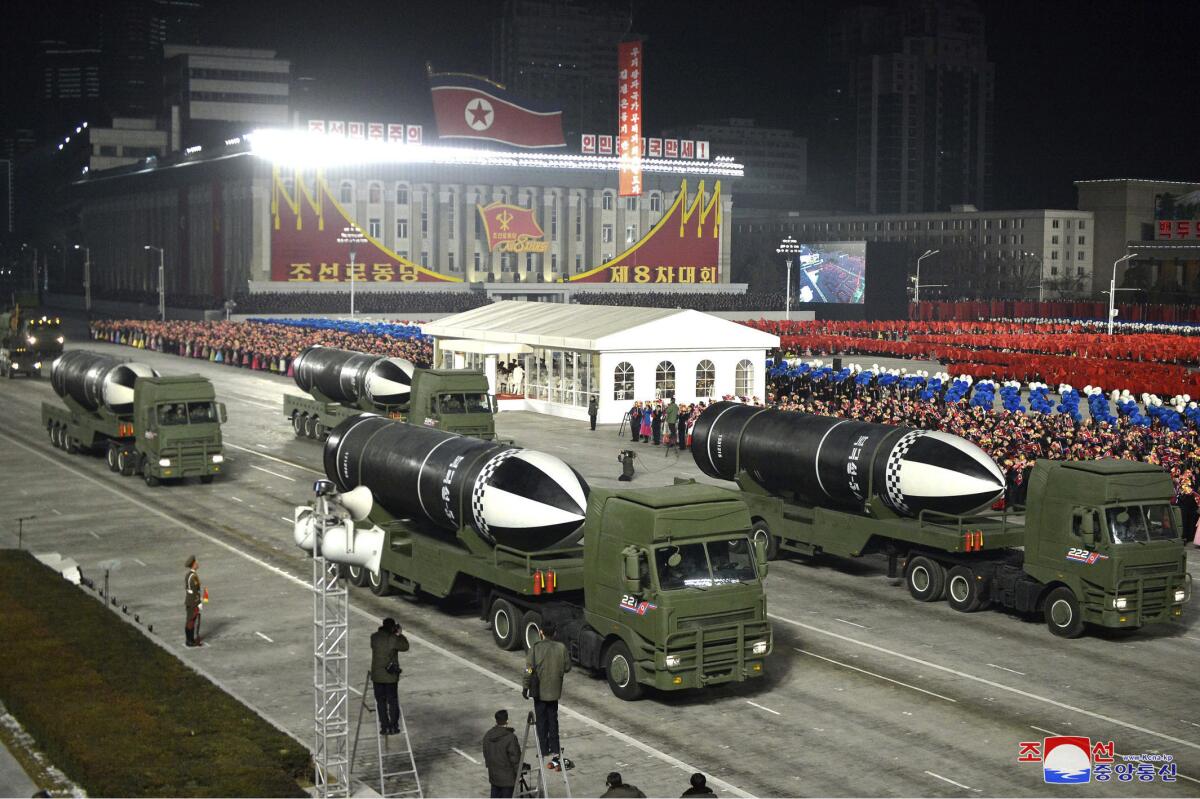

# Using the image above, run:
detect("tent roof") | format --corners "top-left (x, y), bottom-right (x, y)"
top-left (424, 301), bottom-right (780, 352)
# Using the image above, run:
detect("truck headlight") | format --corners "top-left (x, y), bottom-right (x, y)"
top-left (27, 336), bottom-right (36, 345)
top-left (158, 458), bottom-right (171, 467)
top-left (752, 640), bottom-right (768, 655)
top-left (664, 655), bottom-right (681, 668)
top-left (1176, 589), bottom-right (1187, 603)
top-left (211, 454), bottom-right (224, 463)
top-left (33, 362), bottom-right (42, 370)
top-left (1113, 597), bottom-right (1127, 610)
top-left (56, 336), bottom-right (64, 344)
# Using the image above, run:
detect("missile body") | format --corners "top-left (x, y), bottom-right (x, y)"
top-left (691, 402), bottom-right (1004, 518)
top-left (292, 345), bottom-right (415, 408)
top-left (51, 350), bottom-right (157, 415)
top-left (324, 415), bottom-right (589, 552)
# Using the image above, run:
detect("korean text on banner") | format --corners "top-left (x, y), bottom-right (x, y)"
top-left (618, 41), bottom-right (643, 197)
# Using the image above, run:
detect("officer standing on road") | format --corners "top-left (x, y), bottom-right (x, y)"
top-left (522, 620), bottom-right (571, 771)
top-left (481, 708), bottom-right (521, 798)
top-left (370, 617), bottom-right (410, 735)
top-left (588, 396), bottom-right (599, 431)
top-left (184, 555), bottom-right (203, 647)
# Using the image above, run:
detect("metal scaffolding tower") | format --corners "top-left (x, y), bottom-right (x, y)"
top-left (311, 491), bottom-right (351, 797)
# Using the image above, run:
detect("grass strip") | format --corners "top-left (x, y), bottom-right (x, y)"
top-left (0, 550), bottom-right (310, 797)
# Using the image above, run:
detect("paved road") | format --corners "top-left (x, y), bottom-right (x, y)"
top-left (1, 340), bottom-right (1197, 797)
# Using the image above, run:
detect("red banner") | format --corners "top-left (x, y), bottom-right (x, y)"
top-left (570, 180), bottom-right (721, 283)
top-left (269, 167), bottom-right (458, 282)
top-left (618, 41), bottom-right (643, 197)
top-left (429, 73), bottom-right (564, 149)
top-left (476, 203), bottom-right (549, 253)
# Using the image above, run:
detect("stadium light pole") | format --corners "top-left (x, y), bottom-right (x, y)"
top-left (73, 245), bottom-right (91, 315)
top-left (1108, 253), bottom-right (1137, 336)
top-left (915, 249), bottom-right (939, 304)
top-left (776, 236), bottom-right (801, 321)
top-left (143, 245), bottom-right (165, 321)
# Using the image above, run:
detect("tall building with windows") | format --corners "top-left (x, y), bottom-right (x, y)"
top-left (492, 0), bottom-right (629, 139)
top-left (37, 42), bottom-right (104, 138)
top-left (99, 0), bottom-right (203, 118)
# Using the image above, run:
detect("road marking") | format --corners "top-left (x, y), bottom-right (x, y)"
top-left (255, 631), bottom-right (274, 643)
top-left (797, 648), bottom-right (956, 703)
top-left (1184, 720), bottom-right (1200, 729)
top-left (451, 747), bottom-right (480, 764)
top-left (51, 508), bottom-right (62, 515)
top-left (745, 700), bottom-right (781, 716)
top-left (237, 399), bottom-right (278, 411)
top-left (769, 612), bottom-right (1200, 753)
top-left (230, 496), bottom-right (244, 503)
top-left (986, 663), bottom-right (1026, 676)
top-left (0, 431), bottom-right (753, 799)
top-left (1029, 725), bottom-right (1057, 736)
top-left (1029, 725), bottom-right (1200, 785)
top-left (833, 618), bottom-right (867, 629)
top-left (87, 530), bottom-right (100, 539)
top-left (225, 441), bottom-right (320, 475)
top-left (250, 464), bottom-right (296, 482)
top-left (924, 771), bottom-right (979, 792)
top-left (133, 558), bottom-right (147, 567)
top-left (279, 516), bottom-right (292, 524)
top-left (256, 443), bottom-right (269, 449)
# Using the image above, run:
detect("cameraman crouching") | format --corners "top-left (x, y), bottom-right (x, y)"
top-left (370, 617), bottom-right (411, 735)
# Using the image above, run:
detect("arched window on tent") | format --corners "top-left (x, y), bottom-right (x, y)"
top-left (695, 360), bottom-right (715, 398)
top-left (614, 362), bottom-right (634, 400)
top-left (655, 361), bottom-right (676, 399)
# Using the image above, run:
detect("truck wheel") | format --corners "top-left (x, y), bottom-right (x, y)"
top-left (303, 414), bottom-right (318, 439)
top-left (604, 640), bottom-right (643, 701)
top-left (946, 565), bottom-right (985, 612)
top-left (368, 568), bottom-right (393, 597)
top-left (346, 565), bottom-right (369, 587)
top-left (118, 450), bottom-right (135, 477)
top-left (905, 555), bottom-right (946, 602)
top-left (200, 475), bottom-right (214, 484)
top-left (142, 458), bottom-right (160, 487)
top-left (489, 598), bottom-right (521, 651)
top-left (106, 444), bottom-right (120, 472)
top-left (751, 520), bottom-right (780, 561)
top-left (292, 412), bottom-right (304, 436)
top-left (520, 610), bottom-right (543, 651)
top-left (1044, 586), bottom-right (1085, 638)
top-left (314, 421), bottom-right (327, 441)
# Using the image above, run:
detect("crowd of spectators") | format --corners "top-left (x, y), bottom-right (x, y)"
top-left (89, 318), bottom-right (433, 372)
top-left (230, 291), bottom-right (490, 315)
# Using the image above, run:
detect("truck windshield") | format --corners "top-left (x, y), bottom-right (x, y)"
top-left (438, 393), bottom-right (490, 414)
top-left (1106, 504), bottom-right (1177, 544)
top-left (656, 539), bottom-right (757, 590)
top-left (157, 402), bottom-right (216, 425)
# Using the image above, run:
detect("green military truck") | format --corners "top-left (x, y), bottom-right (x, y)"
top-left (298, 415), bottom-right (772, 699)
top-left (1, 307), bottom-right (64, 378)
top-left (284, 345), bottom-right (495, 441)
top-left (691, 402), bottom-right (1190, 638)
top-left (43, 350), bottom-right (226, 485)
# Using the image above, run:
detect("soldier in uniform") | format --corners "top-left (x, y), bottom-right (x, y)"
top-left (184, 555), bottom-right (203, 646)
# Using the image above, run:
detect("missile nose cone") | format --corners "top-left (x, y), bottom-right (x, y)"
top-left (885, 430), bottom-right (1005, 516)
top-left (473, 449), bottom-right (589, 552)
top-left (363, 358), bottom-right (414, 406)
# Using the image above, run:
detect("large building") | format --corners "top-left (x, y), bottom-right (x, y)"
top-left (37, 42), bottom-right (104, 139)
top-left (71, 131), bottom-right (740, 303)
top-left (665, 119), bottom-right (807, 210)
top-left (492, 0), bottom-right (628, 139)
top-left (816, 0), bottom-right (993, 214)
top-left (100, 0), bottom-right (204, 118)
top-left (1075, 179), bottom-right (1200, 302)
top-left (734, 205), bottom-right (1093, 300)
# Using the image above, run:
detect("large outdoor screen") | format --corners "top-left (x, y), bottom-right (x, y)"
top-left (795, 241), bottom-right (867, 304)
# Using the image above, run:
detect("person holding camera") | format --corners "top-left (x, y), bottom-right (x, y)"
top-left (370, 617), bottom-right (410, 735)
top-left (522, 620), bottom-right (571, 771)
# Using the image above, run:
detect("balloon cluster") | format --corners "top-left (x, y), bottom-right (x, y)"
top-left (1027, 382), bottom-right (1055, 415)
top-left (1084, 385), bottom-right (1118, 425)
top-left (1056, 384), bottom-right (1083, 423)
top-left (970, 379), bottom-right (997, 410)
top-left (945, 375), bottom-right (973, 404)
top-left (999, 380), bottom-right (1024, 413)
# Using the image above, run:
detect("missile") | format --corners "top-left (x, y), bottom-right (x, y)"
top-left (691, 402), bottom-right (1004, 518)
top-left (292, 345), bottom-right (415, 407)
top-left (51, 350), bottom-right (158, 415)
top-left (324, 415), bottom-right (589, 552)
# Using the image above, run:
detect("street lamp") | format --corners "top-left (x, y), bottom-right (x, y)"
top-left (348, 248), bottom-right (357, 318)
top-left (15, 515), bottom-right (36, 549)
top-left (143, 245), bottom-right (165, 321)
top-left (1020, 251), bottom-right (1045, 303)
top-left (73, 244), bottom-right (91, 314)
top-left (915, 249), bottom-right (940, 304)
top-left (776, 236), bottom-right (801, 321)
top-left (1107, 252), bottom-right (1138, 336)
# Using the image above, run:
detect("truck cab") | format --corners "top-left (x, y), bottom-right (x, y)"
top-left (1023, 460), bottom-right (1190, 633)
top-left (411, 369), bottom-right (496, 440)
top-left (1, 311), bottom-right (62, 378)
top-left (582, 484), bottom-right (771, 699)
top-left (134, 376), bottom-right (227, 485)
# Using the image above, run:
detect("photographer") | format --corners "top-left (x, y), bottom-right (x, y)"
top-left (522, 620), bottom-right (571, 772)
top-left (370, 617), bottom-right (410, 735)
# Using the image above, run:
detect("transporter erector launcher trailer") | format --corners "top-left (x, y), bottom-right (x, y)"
top-left (690, 402), bottom-right (1190, 638)
top-left (295, 414), bottom-right (772, 699)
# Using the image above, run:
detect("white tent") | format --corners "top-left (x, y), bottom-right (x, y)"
top-left (424, 302), bottom-right (780, 423)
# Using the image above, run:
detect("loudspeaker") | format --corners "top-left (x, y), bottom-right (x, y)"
top-left (863, 242), bottom-right (910, 322)
top-left (340, 485), bottom-right (374, 521)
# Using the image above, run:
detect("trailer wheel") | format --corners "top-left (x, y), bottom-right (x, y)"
top-left (1044, 586), bottom-right (1085, 638)
top-left (106, 444), bottom-right (120, 472)
top-left (141, 457), bottom-right (160, 487)
top-left (314, 421), bottom-right (327, 441)
top-left (751, 520), bottom-right (780, 561)
top-left (946, 566), bottom-right (986, 612)
top-left (367, 567), bottom-right (393, 597)
top-left (905, 555), bottom-right (946, 602)
top-left (292, 412), bottom-right (305, 436)
top-left (520, 610), bottom-right (543, 651)
top-left (604, 640), bottom-right (643, 701)
top-left (118, 449), bottom-right (135, 477)
top-left (489, 597), bottom-right (521, 651)
top-left (303, 414), bottom-right (318, 439)
top-left (346, 565), bottom-right (370, 587)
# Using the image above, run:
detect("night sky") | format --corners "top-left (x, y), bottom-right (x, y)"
top-left (5, 0), bottom-right (1199, 209)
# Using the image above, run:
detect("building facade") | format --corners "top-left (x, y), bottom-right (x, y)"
top-left (665, 118), bottom-right (807, 210)
top-left (734, 205), bottom-right (1093, 300)
top-left (37, 42), bottom-right (104, 139)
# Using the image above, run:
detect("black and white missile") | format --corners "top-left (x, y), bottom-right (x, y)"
top-left (691, 402), bottom-right (1005, 518)
top-left (51, 350), bottom-right (158, 415)
top-left (292, 345), bottom-right (415, 408)
top-left (324, 414), bottom-right (590, 551)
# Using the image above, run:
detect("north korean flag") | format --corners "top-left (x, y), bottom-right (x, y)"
top-left (429, 73), bottom-right (565, 149)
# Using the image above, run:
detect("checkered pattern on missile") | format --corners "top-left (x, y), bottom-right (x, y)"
top-left (471, 450), bottom-right (518, 543)
top-left (884, 431), bottom-right (927, 515)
